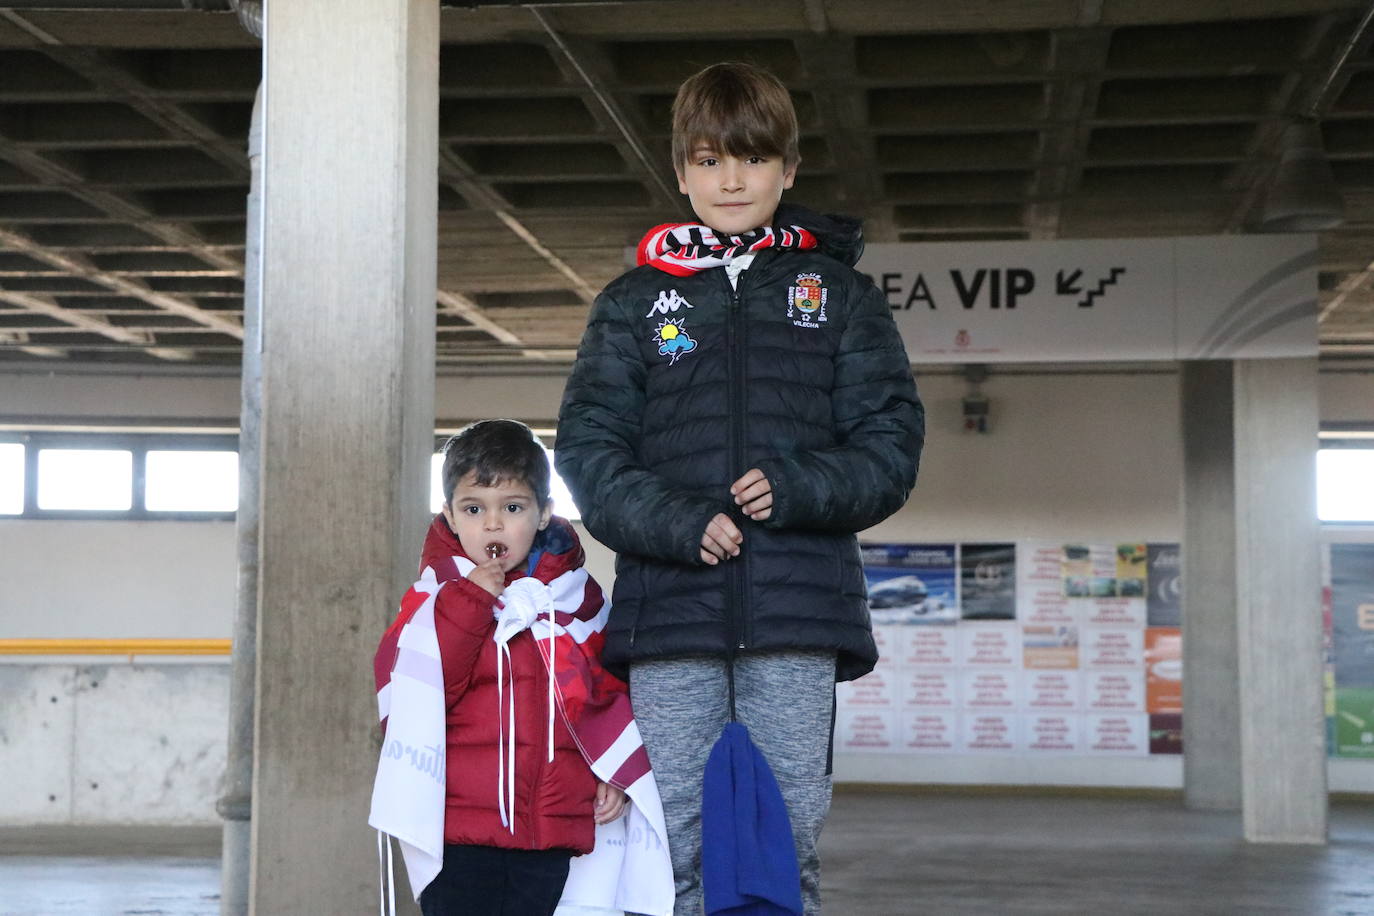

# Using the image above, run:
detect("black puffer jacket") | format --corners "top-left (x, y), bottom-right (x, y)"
top-left (556, 207), bottom-right (924, 682)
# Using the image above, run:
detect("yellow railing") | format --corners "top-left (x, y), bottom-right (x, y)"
top-left (0, 638), bottom-right (231, 657)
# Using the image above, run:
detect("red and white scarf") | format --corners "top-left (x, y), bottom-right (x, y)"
top-left (369, 558), bottom-right (673, 916)
top-left (637, 221), bottom-right (818, 276)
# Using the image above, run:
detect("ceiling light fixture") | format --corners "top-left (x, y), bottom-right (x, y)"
top-left (1260, 119), bottom-right (1345, 232)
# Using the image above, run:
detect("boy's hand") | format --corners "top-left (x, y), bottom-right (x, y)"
top-left (731, 468), bottom-right (773, 521)
top-left (466, 556), bottom-right (506, 597)
top-left (700, 512), bottom-right (742, 565)
top-left (594, 782), bottom-right (627, 825)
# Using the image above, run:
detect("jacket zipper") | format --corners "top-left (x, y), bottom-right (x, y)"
top-left (724, 263), bottom-right (756, 653)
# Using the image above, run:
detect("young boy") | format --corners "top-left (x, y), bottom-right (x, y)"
top-left (556, 63), bottom-right (925, 914)
top-left (371, 420), bottom-right (633, 916)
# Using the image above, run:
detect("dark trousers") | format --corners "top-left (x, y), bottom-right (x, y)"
top-left (419, 844), bottom-right (572, 916)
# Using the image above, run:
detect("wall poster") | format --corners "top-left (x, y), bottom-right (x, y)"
top-left (842, 540), bottom-right (1374, 762)
top-left (838, 541), bottom-right (1177, 758)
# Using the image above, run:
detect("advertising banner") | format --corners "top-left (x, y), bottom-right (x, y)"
top-left (1150, 713), bottom-right (1183, 755)
top-left (838, 541), bottom-right (1156, 758)
top-left (1026, 714), bottom-right (1080, 754)
top-left (1022, 625), bottom-right (1078, 669)
top-left (1331, 544), bottom-right (1374, 758)
top-left (959, 543), bottom-right (1017, 620)
top-left (1085, 671), bottom-right (1145, 713)
top-left (1026, 670), bottom-right (1080, 712)
top-left (1018, 541), bottom-right (1077, 626)
top-left (1145, 628), bottom-right (1183, 714)
top-left (858, 235), bottom-right (1316, 363)
top-left (836, 539), bottom-right (1371, 764)
top-left (861, 543), bottom-right (958, 626)
top-left (1085, 714), bottom-right (1149, 755)
top-left (902, 711), bottom-right (958, 754)
top-left (1145, 544), bottom-right (1182, 627)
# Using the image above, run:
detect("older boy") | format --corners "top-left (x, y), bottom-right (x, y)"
top-left (556, 63), bottom-right (924, 914)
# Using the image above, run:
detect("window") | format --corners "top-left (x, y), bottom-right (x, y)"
top-left (5, 428), bottom-right (578, 521)
top-left (0, 443), bottom-right (22, 515)
top-left (545, 447), bottom-right (581, 522)
top-left (1318, 448), bottom-right (1374, 523)
top-left (3, 432), bottom-right (238, 519)
top-left (146, 450), bottom-right (239, 512)
top-left (37, 448), bottom-right (134, 511)
top-left (430, 453), bottom-right (444, 514)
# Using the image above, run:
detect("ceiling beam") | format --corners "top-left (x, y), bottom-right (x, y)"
top-left (0, 10), bottom-right (250, 177)
top-left (0, 328), bottom-right (63, 358)
top-left (1026, 1), bottom-right (1108, 240)
top-left (795, 28), bottom-right (893, 239)
top-left (1319, 257), bottom-right (1374, 324)
top-left (0, 226), bottom-right (243, 338)
top-left (436, 287), bottom-right (556, 361)
top-left (437, 146), bottom-right (598, 303)
top-left (528, 8), bottom-right (683, 214)
top-left (0, 288), bottom-right (192, 359)
top-left (0, 142), bottom-right (245, 276)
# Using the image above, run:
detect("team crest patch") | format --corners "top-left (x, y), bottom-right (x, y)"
top-left (654, 318), bottom-right (697, 364)
top-left (787, 273), bottom-right (828, 328)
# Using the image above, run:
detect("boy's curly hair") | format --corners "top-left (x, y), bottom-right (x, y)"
top-left (671, 61), bottom-right (800, 172)
top-left (440, 419), bottom-right (550, 508)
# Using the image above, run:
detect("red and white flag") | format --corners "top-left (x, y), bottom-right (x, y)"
top-left (370, 557), bottom-right (673, 916)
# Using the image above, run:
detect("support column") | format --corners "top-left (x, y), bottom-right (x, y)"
top-left (1233, 357), bottom-right (1326, 843)
top-left (217, 85), bottom-right (263, 916)
top-left (252, 2), bottom-right (438, 912)
top-left (1181, 361), bottom-right (1242, 810)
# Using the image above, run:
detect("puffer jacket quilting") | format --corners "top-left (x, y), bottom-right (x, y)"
top-left (408, 516), bottom-right (600, 853)
top-left (556, 211), bottom-right (924, 682)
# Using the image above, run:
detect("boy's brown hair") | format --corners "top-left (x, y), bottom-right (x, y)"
top-left (671, 61), bottom-right (800, 172)
top-left (440, 419), bottom-right (551, 509)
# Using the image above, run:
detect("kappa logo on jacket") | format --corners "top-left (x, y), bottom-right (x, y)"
top-left (787, 273), bottom-right (828, 328)
top-left (645, 288), bottom-right (693, 318)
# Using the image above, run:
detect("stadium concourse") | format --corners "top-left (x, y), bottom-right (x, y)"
top-left (1, 2), bottom-right (1373, 915)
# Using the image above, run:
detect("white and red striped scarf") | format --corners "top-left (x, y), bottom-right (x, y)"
top-left (637, 220), bottom-right (818, 276)
top-left (369, 556), bottom-right (673, 916)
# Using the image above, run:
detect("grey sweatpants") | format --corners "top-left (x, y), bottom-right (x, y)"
top-left (629, 651), bottom-right (836, 916)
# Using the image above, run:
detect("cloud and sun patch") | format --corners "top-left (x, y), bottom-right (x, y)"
top-left (654, 318), bottom-right (697, 364)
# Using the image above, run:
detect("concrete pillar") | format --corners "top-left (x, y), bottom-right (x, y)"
top-left (1181, 359), bottom-right (1327, 841)
top-left (1233, 358), bottom-right (1326, 843)
top-left (217, 84), bottom-right (263, 916)
top-left (252, 2), bottom-right (438, 912)
top-left (1181, 361), bottom-right (1242, 810)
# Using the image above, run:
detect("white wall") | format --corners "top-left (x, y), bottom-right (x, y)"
top-left (0, 369), bottom-right (241, 420)
top-left (0, 520), bottom-right (237, 639)
top-left (1, 364), bottom-right (1371, 825)
top-left (1320, 371), bottom-right (1374, 422)
top-left (0, 368), bottom-right (1195, 638)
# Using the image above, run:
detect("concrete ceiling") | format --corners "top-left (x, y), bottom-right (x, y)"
top-left (0, 0), bottom-right (1371, 369)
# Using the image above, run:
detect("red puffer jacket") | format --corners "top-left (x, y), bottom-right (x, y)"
top-left (380, 515), bottom-right (601, 854)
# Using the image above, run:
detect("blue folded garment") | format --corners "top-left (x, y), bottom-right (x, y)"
top-left (701, 721), bottom-right (804, 916)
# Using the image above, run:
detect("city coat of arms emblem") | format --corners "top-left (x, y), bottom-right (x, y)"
top-left (787, 273), bottom-right (828, 328)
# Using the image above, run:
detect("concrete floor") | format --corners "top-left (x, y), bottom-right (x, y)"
top-left (823, 792), bottom-right (1374, 915)
top-left (3, 792), bottom-right (1373, 915)
top-left (0, 825), bottom-right (220, 916)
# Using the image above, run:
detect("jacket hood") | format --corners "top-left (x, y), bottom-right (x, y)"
top-left (419, 514), bottom-right (585, 584)
top-left (773, 203), bottom-right (865, 268)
